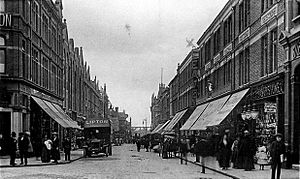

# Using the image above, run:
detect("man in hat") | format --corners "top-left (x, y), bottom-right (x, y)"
top-left (270, 133), bottom-right (285, 179)
top-left (8, 132), bottom-right (17, 166)
top-left (18, 132), bottom-right (29, 165)
top-left (51, 132), bottom-right (60, 164)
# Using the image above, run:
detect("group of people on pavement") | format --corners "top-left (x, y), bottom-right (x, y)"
top-left (6, 131), bottom-right (72, 166)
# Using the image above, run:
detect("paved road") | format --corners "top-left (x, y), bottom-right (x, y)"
top-left (0, 144), bottom-right (230, 179)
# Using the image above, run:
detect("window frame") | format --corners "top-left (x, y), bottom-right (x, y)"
top-left (0, 36), bottom-right (6, 74)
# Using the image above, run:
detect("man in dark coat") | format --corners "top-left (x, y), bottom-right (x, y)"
top-left (51, 132), bottom-right (60, 164)
top-left (193, 138), bottom-right (201, 163)
top-left (270, 133), bottom-right (285, 179)
top-left (218, 133), bottom-right (231, 170)
top-left (136, 139), bottom-right (141, 152)
top-left (62, 137), bottom-right (71, 161)
top-left (239, 130), bottom-right (256, 171)
top-left (18, 132), bottom-right (30, 165)
top-left (9, 132), bottom-right (17, 166)
top-left (179, 138), bottom-right (188, 165)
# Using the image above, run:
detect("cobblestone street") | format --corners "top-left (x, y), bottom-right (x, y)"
top-left (0, 144), bottom-right (230, 179)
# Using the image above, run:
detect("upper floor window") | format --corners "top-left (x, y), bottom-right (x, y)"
top-left (213, 28), bottom-right (221, 55)
top-left (224, 15), bottom-right (232, 46)
top-left (239, 0), bottom-right (250, 33)
top-left (205, 38), bottom-right (211, 64)
top-left (261, 0), bottom-right (276, 13)
top-left (261, 34), bottom-right (268, 77)
top-left (32, 1), bottom-right (39, 33)
top-left (269, 28), bottom-right (278, 74)
top-left (0, 36), bottom-right (5, 73)
top-left (0, 0), bottom-right (5, 12)
top-left (239, 47), bottom-right (250, 86)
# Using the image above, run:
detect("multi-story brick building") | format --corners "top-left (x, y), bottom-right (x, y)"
top-left (0, 0), bottom-right (110, 154)
top-left (177, 0), bottom-right (298, 164)
top-left (150, 83), bottom-right (170, 129)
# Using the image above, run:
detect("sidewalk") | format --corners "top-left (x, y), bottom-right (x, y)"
top-left (177, 153), bottom-right (299, 179)
top-left (0, 149), bottom-right (84, 168)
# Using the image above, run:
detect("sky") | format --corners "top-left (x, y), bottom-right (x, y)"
top-left (62, 0), bottom-right (229, 127)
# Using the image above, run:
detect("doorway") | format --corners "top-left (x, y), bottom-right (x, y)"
top-left (0, 112), bottom-right (11, 155)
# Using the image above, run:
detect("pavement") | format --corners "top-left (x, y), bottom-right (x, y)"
top-left (174, 153), bottom-right (300, 179)
top-left (0, 149), bottom-right (84, 168)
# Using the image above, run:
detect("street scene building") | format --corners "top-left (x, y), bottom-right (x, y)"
top-left (151, 0), bottom-right (299, 166)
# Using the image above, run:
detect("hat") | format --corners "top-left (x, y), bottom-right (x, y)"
top-left (225, 129), bottom-right (230, 133)
top-left (275, 133), bottom-right (283, 138)
top-left (244, 130), bottom-right (249, 134)
top-left (52, 132), bottom-right (58, 135)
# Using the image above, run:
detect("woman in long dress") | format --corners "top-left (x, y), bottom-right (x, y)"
top-left (41, 134), bottom-right (52, 163)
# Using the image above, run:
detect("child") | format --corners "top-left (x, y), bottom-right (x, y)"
top-left (256, 145), bottom-right (269, 170)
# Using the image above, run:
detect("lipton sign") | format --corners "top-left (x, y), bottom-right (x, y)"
top-left (84, 118), bottom-right (110, 128)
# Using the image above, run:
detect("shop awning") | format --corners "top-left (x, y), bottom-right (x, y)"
top-left (190, 95), bottom-right (230, 130)
top-left (180, 103), bottom-right (209, 131)
top-left (31, 96), bottom-right (81, 129)
top-left (207, 88), bottom-right (249, 127)
top-left (155, 120), bottom-right (170, 134)
top-left (163, 109), bottom-right (188, 132)
top-left (151, 124), bottom-right (163, 134)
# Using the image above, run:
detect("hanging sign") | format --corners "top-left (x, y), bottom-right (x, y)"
top-left (264, 103), bottom-right (277, 113)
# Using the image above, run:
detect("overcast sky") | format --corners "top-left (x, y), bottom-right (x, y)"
top-left (62, 0), bottom-right (228, 127)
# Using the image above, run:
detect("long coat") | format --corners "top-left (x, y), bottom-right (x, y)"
top-left (270, 140), bottom-right (285, 164)
top-left (239, 135), bottom-right (256, 170)
top-left (218, 139), bottom-right (231, 168)
top-left (52, 137), bottom-right (60, 161)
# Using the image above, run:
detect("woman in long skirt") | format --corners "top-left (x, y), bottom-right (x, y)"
top-left (41, 135), bottom-right (51, 163)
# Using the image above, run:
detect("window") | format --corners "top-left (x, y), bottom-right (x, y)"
top-left (224, 15), bottom-right (232, 46)
top-left (261, 34), bottom-right (268, 76)
top-left (21, 40), bottom-right (27, 78)
top-left (244, 47), bottom-right (250, 83)
top-left (205, 39), bottom-right (211, 64)
top-left (0, 0), bottom-right (5, 12)
top-left (269, 29), bottom-right (277, 74)
top-left (31, 48), bottom-right (39, 84)
top-left (42, 57), bottom-right (49, 89)
top-left (213, 28), bottom-right (221, 55)
top-left (32, 1), bottom-right (39, 33)
top-left (42, 14), bottom-right (48, 42)
top-left (239, 0), bottom-right (250, 33)
top-left (0, 36), bottom-right (5, 73)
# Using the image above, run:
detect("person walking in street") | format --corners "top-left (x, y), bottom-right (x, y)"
top-left (63, 137), bottom-right (71, 161)
top-left (193, 138), bottom-right (201, 163)
top-left (239, 130), bottom-right (256, 171)
top-left (18, 132), bottom-right (29, 166)
top-left (270, 133), bottom-right (285, 179)
top-left (25, 132), bottom-right (33, 157)
top-left (136, 139), bottom-right (141, 152)
top-left (217, 132), bottom-right (231, 170)
top-left (144, 139), bottom-right (149, 152)
top-left (179, 138), bottom-right (188, 165)
top-left (51, 132), bottom-right (60, 164)
top-left (231, 135), bottom-right (241, 168)
top-left (41, 134), bottom-right (52, 163)
top-left (8, 132), bottom-right (17, 166)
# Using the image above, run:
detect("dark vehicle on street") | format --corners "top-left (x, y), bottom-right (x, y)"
top-left (84, 118), bottom-right (112, 157)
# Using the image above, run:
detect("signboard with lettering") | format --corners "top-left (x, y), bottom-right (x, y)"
top-left (239, 28), bottom-right (250, 44)
top-left (251, 80), bottom-right (284, 100)
top-left (85, 118), bottom-right (110, 128)
top-left (261, 5), bottom-right (278, 25)
top-left (292, 42), bottom-right (300, 59)
top-left (0, 13), bottom-right (12, 27)
top-left (264, 103), bottom-right (277, 113)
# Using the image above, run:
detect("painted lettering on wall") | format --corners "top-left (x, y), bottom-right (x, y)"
top-left (261, 5), bottom-right (278, 25)
top-left (85, 119), bottom-right (109, 125)
top-left (239, 28), bottom-right (250, 44)
top-left (0, 13), bottom-right (12, 27)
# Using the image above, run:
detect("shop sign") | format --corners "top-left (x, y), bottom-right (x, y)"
top-left (264, 103), bottom-right (277, 113)
top-left (0, 13), bottom-right (12, 27)
top-left (251, 80), bottom-right (284, 100)
top-left (85, 118), bottom-right (110, 128)
top-left (261, 5), bottom-right (278, 25)
top-left (213, 54), bottom-right (220, 64)
top-left (205, 62), bottom-right (211, 71)
top-left (239, 27), bottom-right (250, 44)
top-left (223, 43), bottom-right (232, 56)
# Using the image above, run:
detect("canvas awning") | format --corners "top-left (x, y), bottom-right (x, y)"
top-left (31, 96), bottom-right (81, 129)
top-left (190, 95), bottom-right (230, 130)
top-left (151, 124), bottom-right (163, 134)
top-left (163, 109), bottom-right (188, 132)
top-left (180, 103), bottom-right (209, 131)
top-left (155, 120), bottom-right (171, 134)
top-left (207, 88), bottom-right (249, 127)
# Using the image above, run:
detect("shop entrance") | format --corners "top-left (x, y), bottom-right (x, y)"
top-left (293, 65), bottom-right (300, 163)
top-left (0, 112), bottom-right (11, 155)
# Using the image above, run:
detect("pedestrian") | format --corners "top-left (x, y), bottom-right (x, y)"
top-left (0, 133), bottom-right (3, 155)
top-left (63, 137), bottom-right (71, 161)
top-left (179, 138), bottom-right (188, 165)
top-left (8, 132), bottom-right (17, 166)
top-left (231, 135), bottom-right (241, 168)
top-left (256, 145), bottom-right (268, 170)
top-left (193, 138), bottom-right (201, 163)
top-left (136, 139), bottom-right (141, 152)
top-left (41, 134), bottom-right (51, 163)
top-left (144, 139), bottom-right (149, 152)
top-left (25, 132), bottom-right (34, 157)
top-left (199, 138), bottom-right (209, 173)
top-left (239, 130), bottom-right (256, 171)
top-left (18, 132), bottom-right (29, 166)
top-left (51, 132), bottom-right (60, 164)
top-left (217, 133), bottom-right (231, 170)
top-left (270, 133), bottom-right (285, 179)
